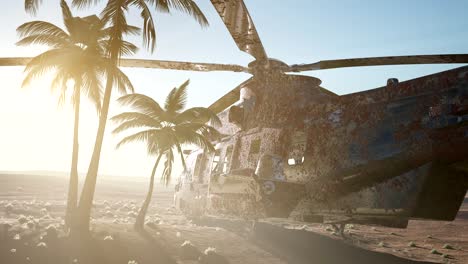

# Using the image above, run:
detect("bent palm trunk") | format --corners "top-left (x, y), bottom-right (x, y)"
top-left (134, 154), bottom-right (163, 230)
top-left (72, 74), bottom-right (114, 236)
top-left (65, 85), bottom-right (80, 230)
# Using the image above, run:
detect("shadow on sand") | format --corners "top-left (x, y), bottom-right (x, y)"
top-left (193, 218), bottom-right (434, 264)
top-left (253, 222), bottom-right (433, 264)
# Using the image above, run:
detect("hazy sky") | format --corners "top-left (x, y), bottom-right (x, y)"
top-left (0, 0), bottom-right (468, 179)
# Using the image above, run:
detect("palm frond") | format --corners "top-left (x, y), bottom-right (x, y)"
top-left (57, 83), bottom-right (69, 107)
top-left (100, 0), bottom-right (128, 59)
top-left (129, 0), bottom-right (156, 52)
top-left (115, 129), bottom-right (157, 149)
top-left (60, 0), bottom-right (74, 33)
top-left (17, 21), bottom-right (69, 40)
top-left (50, 69), bottom-right (70, 94)
top-left (175, 107), bottom-right (221, 127)
top-left (164, 79), bottom-right (189, 113)
top-left (111, 112), bottom-right (162, 134)
top-left (16, 34), bottom-right (70, 48)
top-left (111, 66), bottom-right (134, 95)
top-left (72, 0), bottom-right (102, 9)
top-left (161, 149), bottom-right (174, 186)
top-left (22, 47), bottom-right (77, 78)
top-left (81, 69), bottom-right (103, 113)
top-left (52, 69), bottom-right (71, 107)
top-left (148, 0), bottom-right (208, 27)
top-left (24, 0), bottom-right (42, 15)
top-left (174, 142), bottom-right (187, 170)
top-left (117, 94), bottom-right (165, 119)
top-left (22, 64), bottom-right (57, 88)
top-left (99, 39), bottom-right (139, 57)
top-left (173, 124), bottom-right (216, 153)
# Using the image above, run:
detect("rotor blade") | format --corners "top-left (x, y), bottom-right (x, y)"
top-left (211, 0), bottom-right (267, 61)
top-left (288, 54), bottom-right (468, 72)
top-left (119, 59), bottom-right (249, 72)
top-left (209, 77), bottom-right (253, 114)
top-left (0, 57), bottom-right (249, 73)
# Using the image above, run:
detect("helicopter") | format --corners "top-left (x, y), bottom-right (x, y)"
top-left (1, 0), bottom-right (468, 229)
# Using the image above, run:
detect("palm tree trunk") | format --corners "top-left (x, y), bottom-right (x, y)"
top-left (65, 84), bottom-right (80, 230)
top-left (134, 153), bottom-right (163, 231)
top-left (71, 73), bottom-right (114, 237)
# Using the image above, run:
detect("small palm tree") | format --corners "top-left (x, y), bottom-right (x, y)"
top-left (17, 0), bottom-right (134, 229)
top-left (112, 80), bottom-right (220, 230)
top-left (25, 0), bottom-right (209, 235)
top-left (72, 0), bottom-right (208, 235)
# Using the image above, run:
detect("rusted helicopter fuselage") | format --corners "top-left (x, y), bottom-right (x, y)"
top-left (175, 66), bottom-right (468, 227)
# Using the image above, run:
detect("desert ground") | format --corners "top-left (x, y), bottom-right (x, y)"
top-left (0, 172), bottom-right (466, 264)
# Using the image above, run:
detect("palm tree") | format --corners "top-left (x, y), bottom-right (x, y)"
top-left (112, 80), bottom-right (221, 230)
top-left (66, 0), bottom-right (209, 235)
top-left (17, 0), bottom-right (134, 229)
top-left (24, 0), bottom-right (209, 235)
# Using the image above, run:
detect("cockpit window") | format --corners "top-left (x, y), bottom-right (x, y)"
top-left (222, 145), bottom-right (233, 174)
top-left (248, 139), bottom-right (261, 167)
top-left (211, 149), bottom-right (221, 175)
top-left (287, 131), bottom-right (307, 166)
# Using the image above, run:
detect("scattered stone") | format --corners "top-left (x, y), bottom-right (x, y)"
top-left (18, 215), bottom-right (28, 224)
top-left (37, 242), bottom-right (47, 248)
top-left (127, 211), bottom-right (137, 218)
top-left (199, 247), bottom-right (228, 264)
top-left (104, 235), bottom-right (114, 241)
top-left (430, 249), bottom-right (441, 255)
top-left (10, 248), bottom-right (16, 253)
top-left (442, 244), bottom-right (455, 250)
top-left (179, 240), bottom-right (200, 260)
top-left (378, 241), bottom-right (387, 247)
top-left (27, 220), bottom-right (35, 229)
top-left (45, 225), bottom-right (58, 240)
top-left (5, 203), bottom-right (14, 214)
top-left (408, 241), bottom-right (416, 247)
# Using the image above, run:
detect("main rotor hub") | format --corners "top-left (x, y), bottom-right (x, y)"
top-left (248, 58), bottom-right (289, 75)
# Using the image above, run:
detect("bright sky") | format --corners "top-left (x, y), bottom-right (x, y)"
top-left (1, 0), bottom-right (468, 179)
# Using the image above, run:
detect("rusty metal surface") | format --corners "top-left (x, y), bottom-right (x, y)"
top-left (210, 0), bottom-right (267, 61)
top-left (288, 54), bottom-right (468, 72)
top-left (175, 65), bottom-right (468, 224)
top-left (0, 57), bottom-right (249, 73)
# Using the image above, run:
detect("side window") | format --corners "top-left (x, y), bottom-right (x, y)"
top-left (287, 131), bottom-right (307, 166)
top-left (250, 139), bottom-right (261, 155)
top-left (222, 145), bottom-right (233, 174)
top-left (210, 149), bottom-right (221, 175)
top-left (248, 138), bottom-right (261, 166)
